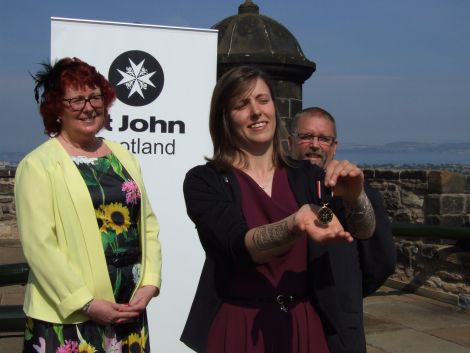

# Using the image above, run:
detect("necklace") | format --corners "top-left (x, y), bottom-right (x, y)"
top-left (255, 172), bottom-right (273, 192)
top-left (239, 162), bottom-right (275, 193)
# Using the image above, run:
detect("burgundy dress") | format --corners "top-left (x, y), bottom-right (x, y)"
top-left (205, 167), bottom-right (330, 353)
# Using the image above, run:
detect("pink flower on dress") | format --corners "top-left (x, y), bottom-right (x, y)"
top-left (33, 337), bottom-right (46, 353)
top-left (105, 327), bottom-right (123, 353)
top-left (121, 180), bottom-right (141, 205)
top-left (55, 340), bottom-right (79, 353)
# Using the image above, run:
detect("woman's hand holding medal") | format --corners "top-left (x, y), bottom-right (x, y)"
top-left (314, 160), bottom-right (365, 226)
top-left (292, 159), bottom-right (367, 245)
top-left (293, 204), bottom-right (354, 245)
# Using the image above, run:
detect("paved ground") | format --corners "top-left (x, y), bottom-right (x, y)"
top-left (1, 240), bottom-right (469, 353)
top-left (364, 287), bottom-right (470, 353)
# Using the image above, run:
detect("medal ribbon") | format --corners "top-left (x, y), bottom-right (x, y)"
top-left (316, 180), bottom-right (334, 202)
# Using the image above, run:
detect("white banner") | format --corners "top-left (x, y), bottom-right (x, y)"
top-left (51, 17), bottom-right (217, 353)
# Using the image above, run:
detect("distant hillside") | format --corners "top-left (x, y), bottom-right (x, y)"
top-left (342, 141), bottom-right (470, 154)
top-left (359, 163), bottom-right (470, 176)
top-left (0, 152), bottom-right (24, 164)
top-left (1, 142), bottom-right (470, 172)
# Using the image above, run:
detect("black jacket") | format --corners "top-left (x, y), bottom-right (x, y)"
top-left (181, 161), bottom-right (396, 353)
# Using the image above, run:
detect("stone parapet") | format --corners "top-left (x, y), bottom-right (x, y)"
top-left (365, 168), bottom-right (470, 226)
top-left (392, 237), bottom-right (470, 301)
top-left (428, 170), bottom-right (467, 193)
top-left (0, 164), bottom-right (17, 240)
top-left (364, 166), bottom-right (470, 306)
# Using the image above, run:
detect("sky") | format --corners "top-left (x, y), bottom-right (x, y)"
top-left (1, 0), bottom-right (470, 154)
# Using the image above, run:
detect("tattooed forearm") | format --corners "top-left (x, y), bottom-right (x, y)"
top-left (344, 191), bottom-right (376, 239)
top-left (252, 220), bottom-right (296, 251)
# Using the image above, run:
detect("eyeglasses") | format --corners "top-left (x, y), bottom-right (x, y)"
top-left (63, 94), bottom-right (104, 112)
top-left (292, 132), bottom-right (336, 146)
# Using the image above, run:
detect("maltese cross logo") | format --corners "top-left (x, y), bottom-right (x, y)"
top-left (109, 50), bottom-right (164, 107)
top-left (117, 58), bottom-right (156, 98)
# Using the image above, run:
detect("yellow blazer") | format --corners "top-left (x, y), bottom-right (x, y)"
top-left (15, 138), bottom-right (161, 324)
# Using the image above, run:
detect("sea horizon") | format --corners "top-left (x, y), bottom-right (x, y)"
top-left (336, 150), bottom-right (470, 166)
top-left (1, 149), bottom-right (469, 168)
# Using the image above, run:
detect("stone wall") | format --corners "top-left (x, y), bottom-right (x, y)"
top-left (365, 168), bottom-right (470, 226)
top-left (0, 163), bottom-right (17, 240)
top-left (364, 168), bottom-right (470, 306)
top-left (391, 238), bottom-right (470, 306)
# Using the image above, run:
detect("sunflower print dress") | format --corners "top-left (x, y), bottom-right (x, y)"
top-left (23, 154), bottom-right (150, 353)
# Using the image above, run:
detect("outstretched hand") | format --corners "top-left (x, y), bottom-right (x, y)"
top-left (324, 160), bottom-right (364, 203)
top-left (294, 204), bottom-right (354, 244)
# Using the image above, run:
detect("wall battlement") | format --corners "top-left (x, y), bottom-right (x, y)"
top-left (364, 167), bottom-right (470, 304)
top-left (0, 164), bottom-right (17, 241)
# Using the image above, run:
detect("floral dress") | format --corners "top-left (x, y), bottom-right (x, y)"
top-left (23, 154), bottom-right (150, 353)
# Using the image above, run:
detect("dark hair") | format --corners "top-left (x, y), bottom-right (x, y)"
top-left (207, 65), bottom-right (288, 170)
top-left (32, 57), bottom-right (116, 136)
top-left (290, 106), bottom-right (337, 138)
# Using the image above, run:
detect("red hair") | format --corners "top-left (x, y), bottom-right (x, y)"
top-left (33, 57), bottom-right (116, 136)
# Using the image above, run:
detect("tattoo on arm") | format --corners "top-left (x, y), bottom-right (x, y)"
top-left (344, 191), bottom-right (376, 239)
top-left (252, 220), bottom-right (296, 251)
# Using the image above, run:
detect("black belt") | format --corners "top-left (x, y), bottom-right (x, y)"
top-left (224, 294), bottom-right (307, 313)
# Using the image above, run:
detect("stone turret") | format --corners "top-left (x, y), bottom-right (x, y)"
top-left (212, 0), bottom-right (316, 130)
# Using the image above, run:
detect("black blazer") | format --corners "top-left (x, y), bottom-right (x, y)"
top-left (181, 161), bottom-right (396, 353)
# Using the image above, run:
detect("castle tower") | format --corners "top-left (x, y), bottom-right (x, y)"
top-left (212, 0), bottom-right (316, 131)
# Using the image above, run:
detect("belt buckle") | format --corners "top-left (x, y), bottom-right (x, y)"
top-left (276, 294), bottom-right (294, 313)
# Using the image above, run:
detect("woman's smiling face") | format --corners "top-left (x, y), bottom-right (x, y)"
top-left (60, 85), bottom-right (105, 141)
top-left (229, 77), bottom-right (276, 153)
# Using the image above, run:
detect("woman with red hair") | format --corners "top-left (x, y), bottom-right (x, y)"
top-left (15, 57), bottom-right (161, 353)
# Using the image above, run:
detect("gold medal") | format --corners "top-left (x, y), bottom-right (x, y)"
top-left (316, 180), bottom-right (335, 225)
top-left (318, 203), bottom-right (334, 225)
